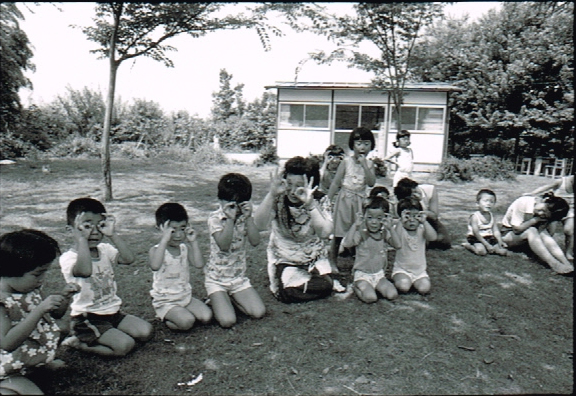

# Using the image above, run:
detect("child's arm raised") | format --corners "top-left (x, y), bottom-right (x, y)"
top-left (99, 214), bottom-right (135, 264)
top-left (185, 224), bottom-right (204, 269)
top-left (0, 295), bottom-right (67, 352)
top-left (212, 202), bottom-right (237, 252)
top-left (420, 213), bottom-right (438, 242)
top-left (385, 217), bottom-right (402, 249)
top-left (358, 155), bottom-right (376, 187)
top-left (149, 220), bottom-right (173, 271)
top-left (72, 212), bottom-right (94, 278)
top-left (342, 212), bottom-right (363, 249)
top-left (240, 201), bottom-right (261, 247)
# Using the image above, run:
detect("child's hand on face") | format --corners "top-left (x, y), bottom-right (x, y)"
top-left (223, 202), bottom-right (238, 220)
top-left (97, 214), bottom-right (116, 237)
top-left (73, 212), bottom-right (92, 241)
top-left (357, 154), bottom-right (368, 166)
top-left (239, 201), bottom-right (253, 217)
top-left (417, 211), bottom-right (427, 224)
top-left (159, 220), bottom-right (175, 242)
top-left (382, 213), bottom-right (393, 231)
top-left (185, 224), bottom-right (197, 243)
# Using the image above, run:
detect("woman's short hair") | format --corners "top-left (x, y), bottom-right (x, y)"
top-left (543, 192), bottom-right (569, 222)
top-left (283, 156), bottom-right (320, 188)
top-left (394, 178), bottom-right (419, 200)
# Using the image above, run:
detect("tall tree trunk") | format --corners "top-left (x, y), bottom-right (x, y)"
top-left (101, 3), bottom-right (123, 202)
top-left (101, 60), bottom-right (118, 201)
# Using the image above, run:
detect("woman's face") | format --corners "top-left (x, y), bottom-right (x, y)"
top-left (285, 174), bottom-right (306, 204)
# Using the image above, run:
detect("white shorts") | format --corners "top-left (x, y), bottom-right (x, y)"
top-left (151, 292), bottom-right (192, 321)
top-left (205, 276), bottom-right (252, 296)
top-left (391, 268), bottom-right (429, 283)
top-left (353, 269), bottom-right (386, 289)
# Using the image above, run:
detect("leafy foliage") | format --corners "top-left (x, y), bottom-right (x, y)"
top-left (254, 144), bottom-right (279, 166)
top-left (412, 2), bottom-right (574, 158)
top-left (0, 3), bottom-right (35, 128)
top-left (437, 155), bottom-right (516, 183)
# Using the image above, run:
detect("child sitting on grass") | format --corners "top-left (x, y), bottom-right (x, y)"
top-left (60, 197), bottom-right (153, 356)
top-left (341, 195), bottom-right (401, 303)
top-left (463, 188), bottom-right (508, 256)
top-left (205, 173), bottom-right (266, 328)
top-left (149, 203), bottom-right (212, 331)
top-left (392, 198), bottom-right (437, 295)
top-left (1, 229), bottom-right (79, 395)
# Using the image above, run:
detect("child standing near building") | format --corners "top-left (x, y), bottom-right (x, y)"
top-left (383, 130), bottom-right (414, 188)
top-left (319, 144), bottom-right (345, 196)
top-left (463, 189), bottom-right (508, 256)
top-left (60, 197), bottom-right (153, 356)
top-left (341, 196), bottom-right (401, 303)
top-left (328, 127), bottom-right (377, 270)
top-left (149, 203), bottom-right (212, 331)
top-left (205, 173), bottom-right (266, 328)
top-left (392, 198), bottom-right (437, 295)
top-left (1, 229), bottom-right (79, 395)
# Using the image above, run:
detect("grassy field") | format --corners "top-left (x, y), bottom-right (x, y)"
top-left (0, 157), bottom-right (573, 395)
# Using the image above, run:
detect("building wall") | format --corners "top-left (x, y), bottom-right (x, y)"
top-left (275, 88), bottom-right (449, 171)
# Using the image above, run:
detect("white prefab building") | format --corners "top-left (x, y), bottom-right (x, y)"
top-left (265, 82), bottom-right (462, 172)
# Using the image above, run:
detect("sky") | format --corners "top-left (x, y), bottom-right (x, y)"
top-left (18, 2), bottom-right (501, 119)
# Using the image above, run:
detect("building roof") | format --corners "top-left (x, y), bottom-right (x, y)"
top-left (265, 81), bottom-right (463, 92)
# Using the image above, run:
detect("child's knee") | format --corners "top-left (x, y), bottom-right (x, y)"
top-left (476, 245), bottom-right (487, 256)
top-left (394, 278), bottom-right (411, 293)
top-left (415, 278), bottom-right (431, 294)
top-left (249, 305), bottom-right (266, 319)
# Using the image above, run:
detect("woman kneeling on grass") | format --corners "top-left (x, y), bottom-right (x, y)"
top-left (254, 157), bottom-right (337, 303)
top-left (501, 192), bottom-right (572, 274)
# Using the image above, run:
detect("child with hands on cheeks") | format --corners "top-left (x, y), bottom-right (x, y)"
top-left (149, 203), bottom-right (212, 331)
top-left (392, 198), bottom-right (438, 295)
top-left (59, 197), bottom-right (153, 357)
top-left (463, 189), bottom-right (508, 256)
top-left (341, 196), bottom-right (401, 303)
top-left (205, 173), bottom-right (266, 328)
top-left (328, 127), bottom-right (377, 270)
top-left (1, 229), bottom-right (79, 395)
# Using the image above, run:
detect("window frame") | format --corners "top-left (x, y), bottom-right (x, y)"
top-left (389, 105), bottom-right (446, 133)
top-left (278, 102), bottom-right (331, 130)
top-left (333, 104), bottom-right (387, 132)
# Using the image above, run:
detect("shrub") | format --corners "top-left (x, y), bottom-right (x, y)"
top-left (254, 144), bottom-right (279, 167)
top-left (188, 142), bottom-right (228, 169)
top-left (0, 132), bottom-right (32, 159)
top-left (47, 135), bottom-right (101, 158)
top-left (112, 142), bottom-right (150, 159)
top-left (372, 157), bottom-right (388, 177)
top-left (437, 155), bottom-right (516, 182)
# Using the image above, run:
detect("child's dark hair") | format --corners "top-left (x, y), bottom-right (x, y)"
top-left (542, 192), bottom-right (569, 222)
top-left (218, 173), bottom-right (252, 203)
top-left (348, 126), bottom-right (375, 151)
top-left (369, 186), bottom-right (390, 199)
top-left (66, 197), bottom-right (106, 226)
top-left (394, 178), bottom-right (419, 200)
top-left (392, 130), bottom-right (411, 148)
top-left (324, 144), bottom-right (345, 158)
top-left (397, 197), bottom-right (423, 216)
top-left (283, 156), bottom-right (320, 188)
top-left (0, 229), bottom-right (60, 277)
top-left (155, 202), bottom-right (188, 226)
top-left (363, 196), bottom-right (389, 213)
top-left (476, 188), bottom-right (497, 202)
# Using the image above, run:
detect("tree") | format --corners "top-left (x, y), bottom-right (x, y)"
top-left (211, 69), bottom-right (246, 122)
top-left (411, 2), bottom-right (574, 158)
top-left (302, 3), bottom-right (446, 132)
top-left (0, 2), bottom-right (35, 129)
top-left (78, 3), bottom-right (301, 201)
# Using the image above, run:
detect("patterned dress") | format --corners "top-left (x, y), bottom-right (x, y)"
top-left (1, 289), bottom-right (61, 379)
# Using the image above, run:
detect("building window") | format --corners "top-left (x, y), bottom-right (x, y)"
top-left (279, 104), bottom-right (330, 128)
top-left (390, 106), bottom-right (445, 131)
top-left (335, 105), bottom-right (385, 131)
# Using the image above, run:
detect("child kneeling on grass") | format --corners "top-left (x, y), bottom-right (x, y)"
top-left (205, 173), bottom-right (266, 328)
top-left (149, 203), bottom-right (212, 331)
top-left (392, 198), bottom-right (437, 295)
top-left (60, 197), bottom-right (153, 356)
top-left (1, 229), bottom-right (79, 395)
top-left (463, 188), bottom-right (508, 256)
top-left (341, 195), bottom-right (401, 303)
